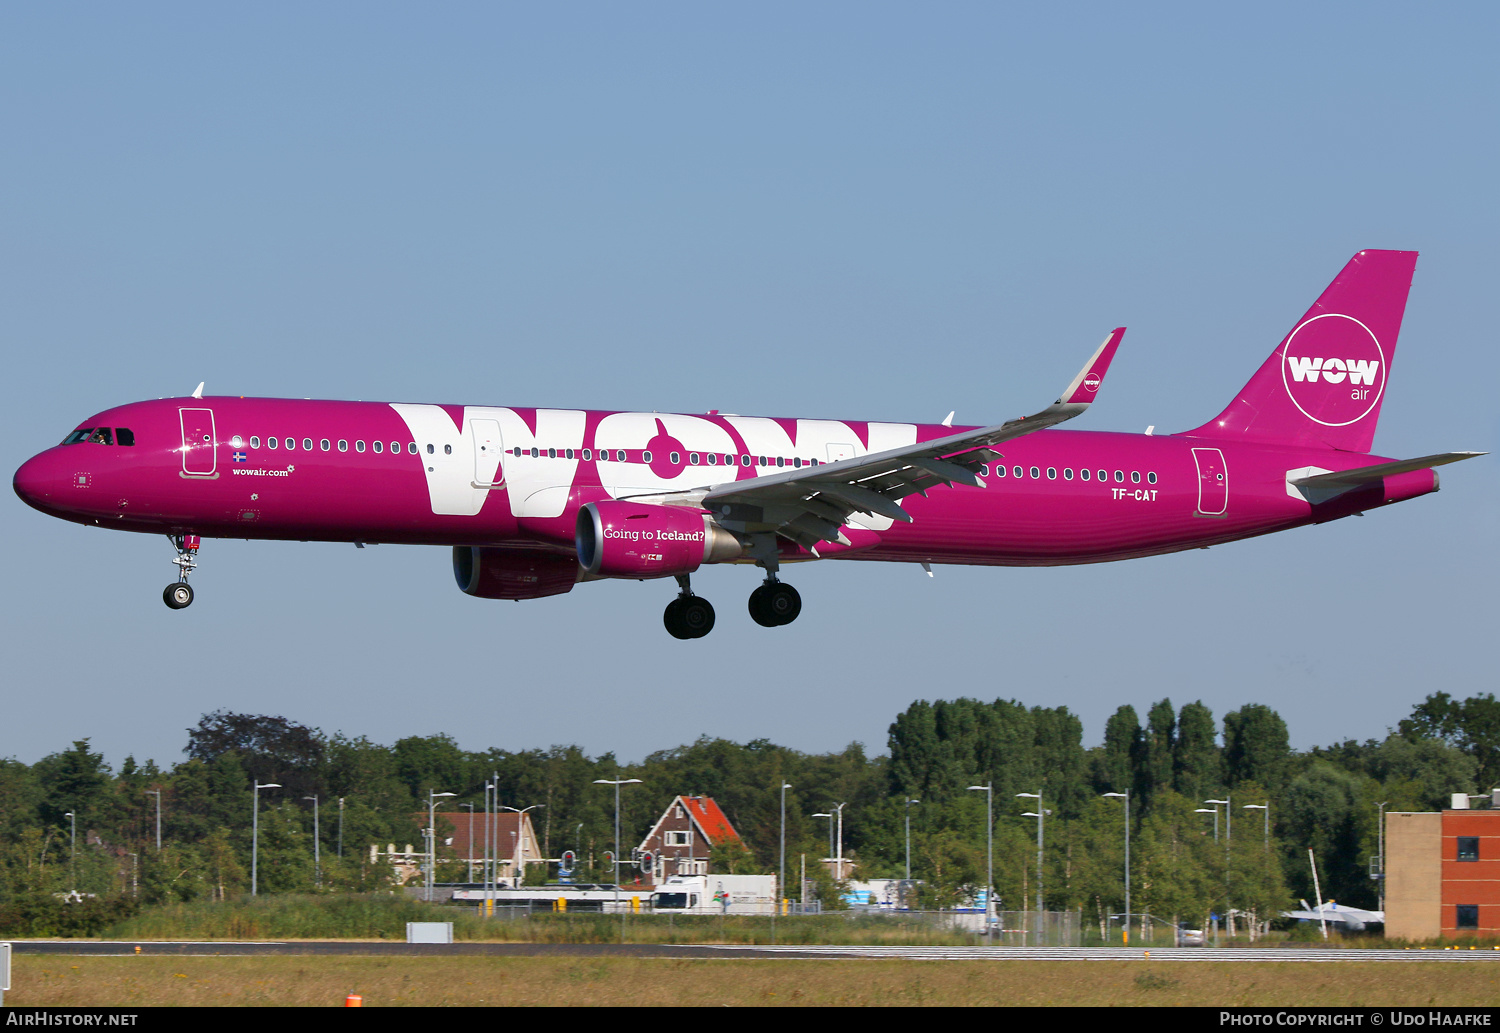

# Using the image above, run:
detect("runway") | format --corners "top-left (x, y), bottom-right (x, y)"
top-left (8, 941), bottom-right (1500, 962)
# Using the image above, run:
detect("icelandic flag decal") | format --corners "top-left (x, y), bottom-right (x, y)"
top-left (232, 451), bottom-right (247, 463)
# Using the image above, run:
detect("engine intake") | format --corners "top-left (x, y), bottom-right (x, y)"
top-left (576, 501), bottom-right (741, 578)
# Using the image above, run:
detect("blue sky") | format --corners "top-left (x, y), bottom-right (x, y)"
top-left (2, 3), bottom-right (1495, 770)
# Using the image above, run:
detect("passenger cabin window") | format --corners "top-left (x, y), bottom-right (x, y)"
top-left (338, 440), bottom-right (348, 452)
top-left (355, 440), bottom-right (365, 453)
top-left (372, 441), bottom-right (382, 453)
top-left (268, 437), bottom-right (278, 450)
top-left (1080, 469), bottom-right (1090, 481)
top-left (407, 442), bottom-right (418, 454)
top-left (321, 439), bottom-right (331, 451)
top-left (249, 436), bottom-right (260, 449)
top-left (303, 438), bottom-right (313, 451)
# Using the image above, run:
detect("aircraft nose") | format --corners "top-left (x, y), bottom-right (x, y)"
top-left (13, 449), bottom-right (70, 513)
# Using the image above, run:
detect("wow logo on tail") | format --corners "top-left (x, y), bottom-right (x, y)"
top-left (1280, 313), bottom-right (1386, 427)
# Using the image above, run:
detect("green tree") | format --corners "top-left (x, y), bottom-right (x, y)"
top-left (1223, 704), bottom-right (1290, 791)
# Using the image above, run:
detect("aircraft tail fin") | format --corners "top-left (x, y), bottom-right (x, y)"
top-left (1183, 250), bottom-right (1418, 453)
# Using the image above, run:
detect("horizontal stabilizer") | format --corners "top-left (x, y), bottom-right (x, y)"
top-left (1290, 452), bottom-right (1485, 493)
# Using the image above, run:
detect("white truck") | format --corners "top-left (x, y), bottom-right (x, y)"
top-left (650, 874), bottom-right (778, 915)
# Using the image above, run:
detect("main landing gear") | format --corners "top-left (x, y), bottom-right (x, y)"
top-left (662, 568), bottom-right (803, 639)
top-left (163, 534), bottom-right (200, 610)
top-left (664, 575), bottom-right (716, 640)
top-left (748, 579), bottom-right (801, 628)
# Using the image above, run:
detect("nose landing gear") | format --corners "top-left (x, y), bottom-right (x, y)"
top-left (664, 574), bottom-right (716, 640)
top-left (163, 534), bottom-right (200, 609)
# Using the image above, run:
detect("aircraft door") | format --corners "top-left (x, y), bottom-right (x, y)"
top-left (471, 418), bottom-right (504, 488)
top-left (827, 442), bottom-right (856, 462)
top-left (1192, 447), bottom-right (1227, 516)
top-left (179, 407), bottom-right (217, 476)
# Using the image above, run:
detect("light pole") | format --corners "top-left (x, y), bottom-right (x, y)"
top-left (303, 795), bottom-right (321, 889)
top-left (779, 783), bottom-right (791, 912)
top-left (252, 782), bottom-right (281, 896)
top-left (146, 790), bottom-right (162, 852)
top-left (1206, 796), bottom-right (1231, 928)
top-left (811, 811), bottom-right (834, 906)
top-left (460, 802), bottom-right (476, 882)
top-left (1243, 803), bottom-right (1268, 850)
top-left (592, 778), bottom-right (642, 912)
top-left (830, 803), bottom-right (847, 882)
top-left (337, 797), bottom-right (345, 860)
top-left (969, 785), bottom-right (993, 928)
top-left (427, 790), bottom-right (456, 901)
top-left (501, 804), bottom-right (545, 886)
top-left (1104, 791), bottom-right (1131, 944)
top-left (1196, 807), bottom-right (1220, 840)
top-left (904, 797), bottom-right (920, 889)
top-left (64, 811), bottom-right (76, 892)
top-left (1017, 791), bottom-right (1045, 913)
top-left (1376, 800), bottom-right (1389, 912)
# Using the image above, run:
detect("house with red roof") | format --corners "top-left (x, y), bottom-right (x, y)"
top-left (634, 796), bottom-right (746, 885)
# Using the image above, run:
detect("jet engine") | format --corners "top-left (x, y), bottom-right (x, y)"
top-left (452, 546), bottom-right (579, 600)
top-left (575, 501), bottom-right (742, 578)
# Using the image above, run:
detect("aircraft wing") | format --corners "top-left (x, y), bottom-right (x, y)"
top-left (1282, 902), bottom-right (1384, 925)
top-left (678, 329), bottom-right (1124, 553)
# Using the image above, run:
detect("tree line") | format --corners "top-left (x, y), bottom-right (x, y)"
top-left (0, 692), bottom-right (1494, 936)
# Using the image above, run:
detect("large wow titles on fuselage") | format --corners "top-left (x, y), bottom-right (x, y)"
top-left (11, 250), bottom-right (1476, 636)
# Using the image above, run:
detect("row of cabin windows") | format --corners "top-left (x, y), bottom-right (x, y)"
top-left (239, 435), bottom-right (421, 455)
top-left (982, 464), bottom-right (1158, 485)
top-left (509, 447), bottom-right (825, 468)
top-left (223, 436), bottom-right (1159, 487)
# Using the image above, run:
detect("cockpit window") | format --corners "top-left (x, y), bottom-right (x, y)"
top-left (116, 428), bottom-right (135, 446)
top-left (62, 427), bottom-right (133, 445)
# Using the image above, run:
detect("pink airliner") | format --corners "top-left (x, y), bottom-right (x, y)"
top-left (13, 250), bottom-right (1481, 638)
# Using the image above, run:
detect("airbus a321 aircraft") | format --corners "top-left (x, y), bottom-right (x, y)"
top-left (13, 250), bottom-right (1481, 639)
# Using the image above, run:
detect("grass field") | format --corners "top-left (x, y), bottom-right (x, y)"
top-left (9, 955), bottom-right (1500, 1007)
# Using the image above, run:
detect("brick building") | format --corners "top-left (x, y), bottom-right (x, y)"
top-left (1386, 806), bottom-right (1500, 940)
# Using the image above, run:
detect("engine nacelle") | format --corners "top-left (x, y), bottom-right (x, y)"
top-left (452, 546), bottom-right (579, 600)
top-left (575, 501), bottom-right (742, 578)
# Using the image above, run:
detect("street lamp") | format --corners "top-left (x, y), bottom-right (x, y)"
top-left (460, 802), bottom-right (476, 882)
top-left (829, 803), bottom-right (847, 882)
top-left (303, 795), bottom-right (321, 888)
top-left (1104, 790), bottom-right (1130, 945)
top-left (500, 804), bottom-right (545, 885)
top-left (592, 778), bottom-right (642, 912)
top-left (1242, 803), bottom-right (1269, 850)
top-left (63, 811), bottom-right (76, 892)
top-left (252, 782), bottom-right (281, 896)
top-left (779, 783), bottom-right (792, 911)
top-left (905, 797), bottom-right (920, 885)
top-left (1016, 791), bottom-right (1045, 913)
top-left (969, 785), bottom-right (993, 927)
top-left (427, 790), bottom-right (456, 901)
top-left (146, 790), bottom-right (162, 852)
top-left (1195, 807), bottom-right (1220, 840)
